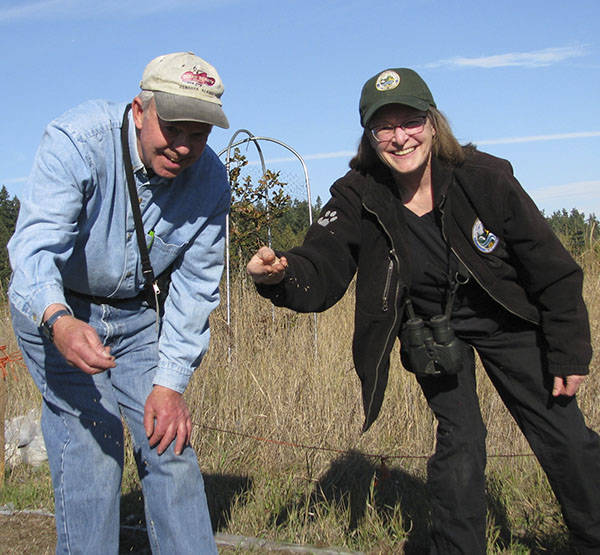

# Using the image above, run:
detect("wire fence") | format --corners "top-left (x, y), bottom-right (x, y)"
top-left (195, 420), bottom-right (536, 465)
top-left (0, 343), bottom-right (536, 473)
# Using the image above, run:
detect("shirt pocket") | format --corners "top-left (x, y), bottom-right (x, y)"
top-left (148, 232), bottom-right (189, 275)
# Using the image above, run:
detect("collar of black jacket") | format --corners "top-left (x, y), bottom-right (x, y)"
top-left (361, 156), bottom-right (455, 214)
top-left (362, 170), bottom-right (403, 222)
top-left (430, 156), bottom-right (455, 208)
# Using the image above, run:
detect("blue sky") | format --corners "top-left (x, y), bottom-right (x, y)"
top-left (1, 0), bottom-right (599, 217)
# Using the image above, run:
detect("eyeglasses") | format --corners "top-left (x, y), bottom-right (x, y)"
top-left (369, 116), bottom-right (428, 143)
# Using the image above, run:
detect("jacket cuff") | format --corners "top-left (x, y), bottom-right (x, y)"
top-left (153, 362), bottom-right (193, 393)
top-left (546, 363), bottom-right (589, 377)
top-left (255, 281), bottom-right (287, 305)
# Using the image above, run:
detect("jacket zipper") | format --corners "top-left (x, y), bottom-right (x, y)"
top-left (362, 203), bottom-right (404, 424)
top-left (438, 197), bottom-right (538, 325)
top-left (382, 255), bottom-right (394, 312)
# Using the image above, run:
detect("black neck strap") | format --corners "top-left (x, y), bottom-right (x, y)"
top-left (120, 104), bottom-right (156, 291)
top-left (405, 261), bottom-right (470, 321)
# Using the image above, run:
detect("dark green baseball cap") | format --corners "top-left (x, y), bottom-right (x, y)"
top-left (359, 68), bottom-right (436, 127)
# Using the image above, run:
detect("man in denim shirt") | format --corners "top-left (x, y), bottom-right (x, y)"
top-left (8, 52), bottom-right (229, 553)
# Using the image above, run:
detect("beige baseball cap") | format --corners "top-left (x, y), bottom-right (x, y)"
top-left (140, 52), bottom-right (229, 128)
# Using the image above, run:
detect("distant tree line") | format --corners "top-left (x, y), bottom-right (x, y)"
top-left (0, 173), bottom-right (598, 292)
top-left (542, 208), bottom-right (600, 255)
top-left (0, 186), bottom-right (20, 289)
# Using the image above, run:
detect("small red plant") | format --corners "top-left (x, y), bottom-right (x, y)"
top-left (0, 345), bottom-right (23, 380)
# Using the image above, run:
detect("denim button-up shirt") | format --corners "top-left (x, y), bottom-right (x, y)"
top-left (8, 99), bottom-right (229, 392)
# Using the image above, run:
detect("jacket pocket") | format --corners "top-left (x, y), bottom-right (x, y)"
top-left (356, 251), bottom-right (397, 316)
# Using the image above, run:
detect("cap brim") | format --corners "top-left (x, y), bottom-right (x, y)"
top-left (153, 91), bottom-right (230, 129)
top-left (362, 96), bottom-right (431, 127)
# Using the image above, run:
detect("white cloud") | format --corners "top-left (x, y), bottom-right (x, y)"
top-left (303, 151), bottom-right (356, 161)
top-left (0, 0), bottom-right (228, 23)
top-left (531, 180), bottom-right (600, 201)
top-left (256, 151), bottom-right (355, 165)
top-left (233, 149), bottom-right (355, 166)
top-left (0, 0), bottom-right (66, 23)
top-left (1, 176), bottom-right (27, 184)
top-left (476, 131), bottom-right (600, 146)
top-left (427, 45), bottom-right (588, 69)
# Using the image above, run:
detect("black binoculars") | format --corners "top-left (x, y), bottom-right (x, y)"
top-left (400, 314), bottom-right (465, 377)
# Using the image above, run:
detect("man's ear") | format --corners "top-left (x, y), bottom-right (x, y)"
top-left (131, 96), bottom-right (144, 130)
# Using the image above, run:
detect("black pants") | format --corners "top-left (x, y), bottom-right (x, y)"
top-left (416, 325), bottom-right (600, 554)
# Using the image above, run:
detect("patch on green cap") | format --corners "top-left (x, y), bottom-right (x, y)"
top-left (375, 70), bottom-right (401, 91)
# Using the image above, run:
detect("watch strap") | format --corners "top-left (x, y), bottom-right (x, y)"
top-left (41, 309), bottom-right (71, 341)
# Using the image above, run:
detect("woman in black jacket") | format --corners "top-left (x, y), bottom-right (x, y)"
top-left (247, 67), bottom-right (600, 554)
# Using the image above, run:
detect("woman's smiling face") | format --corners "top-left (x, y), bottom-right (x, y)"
top-left (368, 104), bottom-right (435, 179)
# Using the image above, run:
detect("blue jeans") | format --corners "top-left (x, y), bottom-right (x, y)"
top-left (11, 294), bottom-right (216, 555)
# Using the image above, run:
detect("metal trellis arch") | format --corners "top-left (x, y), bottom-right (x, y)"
top-left (218, 130), bottom-right (316, 358)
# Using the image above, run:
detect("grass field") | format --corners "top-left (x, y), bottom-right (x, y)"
top-left (1, 248), bottom-right (599, 553)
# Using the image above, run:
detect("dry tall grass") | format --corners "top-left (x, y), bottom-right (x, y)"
top-left (1, 252), bottom-right (599, 553)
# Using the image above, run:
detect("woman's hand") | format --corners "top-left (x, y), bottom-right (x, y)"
top-left (552, 374), bottom-right (585, 397)
top-left (247, 246), bottom-right (288, 285)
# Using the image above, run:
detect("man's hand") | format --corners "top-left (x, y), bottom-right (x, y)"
top-left (144, 385), bottom-right (192, 455)
top-left (45, 304), bottom-right (115, 374)
top-left (247, 246), bottom-right (288, 285)
top-left (552, 374), bottom-right (586, 397)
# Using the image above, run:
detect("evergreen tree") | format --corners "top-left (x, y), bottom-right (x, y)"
top-left (545, 208), bottom-right (599, 255)
top-left (0, 186), bottom-right (20, 288)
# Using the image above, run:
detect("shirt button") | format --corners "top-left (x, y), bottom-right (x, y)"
top-left (125, 272), bottom-right (132, 278)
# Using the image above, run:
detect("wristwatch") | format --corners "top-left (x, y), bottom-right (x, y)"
top-left (41, 309), bottom-right (71, 342)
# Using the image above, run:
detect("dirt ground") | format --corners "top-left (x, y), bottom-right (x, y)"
top-left (0, 512), bottom-right (354, 554)
top-left (0, 514), bottom-right (313, 554)
top-left (0, 513), bottom-right (151, 554)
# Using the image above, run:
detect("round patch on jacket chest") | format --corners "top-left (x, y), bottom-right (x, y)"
top-left (472, 218), bottom-right (498, 253)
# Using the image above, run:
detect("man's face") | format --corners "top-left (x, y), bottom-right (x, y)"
top-left (132, 97), bottom-right (212, 179)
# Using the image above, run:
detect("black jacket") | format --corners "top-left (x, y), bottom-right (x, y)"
top-left (259, 150), bottom-right (591, 431)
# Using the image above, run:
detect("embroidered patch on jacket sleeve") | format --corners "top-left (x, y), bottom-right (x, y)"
top-left (317, 210), bottom-right (338, 227)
